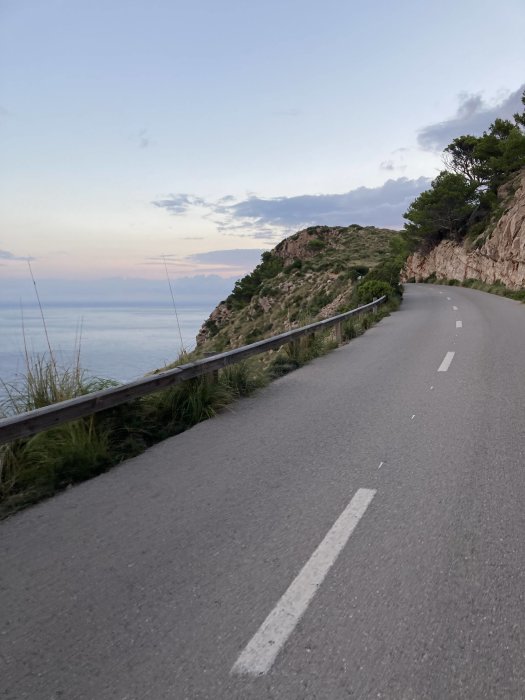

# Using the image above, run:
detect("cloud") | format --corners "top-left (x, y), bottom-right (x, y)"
top-left (141, 249), bottom-right (266, 278)
top-left (139, 130), bottom-right (150, 148)
top-left (227, 177), bottom-right (431, 230)
top-left (153, 193), bottom-right (207, 214)
top-left (187, 249), bottom-right (264, 267)
top-left (153, 177), bottom-right (431, 237)
top-left (130, 129), bottom-right (154, 148)
top-left (0, 249), bottom-right (32, 262)
top-left (380, 160), bottom-right (395, 171)
top-left (418, 84), bottom-right (525, 151)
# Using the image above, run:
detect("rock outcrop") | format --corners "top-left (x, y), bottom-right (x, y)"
top-left (196, 225), bottom-right (397, 349)
top-left (402, 170), bottom-right (525, 289)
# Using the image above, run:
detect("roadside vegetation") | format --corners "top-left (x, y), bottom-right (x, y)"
top-left (409, 275), bottom-right (525, 303)
top-left (0, 291), bottom-right (400, 518)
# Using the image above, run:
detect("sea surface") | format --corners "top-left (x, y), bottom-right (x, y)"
top-left (0, 302), bottom-right (213, 389)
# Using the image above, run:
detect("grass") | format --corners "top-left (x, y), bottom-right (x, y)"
top-left (0, 350), bottom-right (269, 517)
top-left (416, 276), bottom-right (525, 302)
top-left (0, 294), bottom-right (401, 519)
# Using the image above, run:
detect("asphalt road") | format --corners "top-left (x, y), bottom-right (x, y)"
top-left (2, 283), bottom-right (525, 699)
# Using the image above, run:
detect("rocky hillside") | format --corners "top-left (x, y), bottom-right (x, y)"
top-left (402, 170), bottom-right (525, 289)
top-left (196, 225), bottom-right (398, 352)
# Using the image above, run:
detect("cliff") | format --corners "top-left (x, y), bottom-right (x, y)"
top-left (196, 225), bottom-right (397, 351)
top-left (402, 170), bottom-right (525, 289)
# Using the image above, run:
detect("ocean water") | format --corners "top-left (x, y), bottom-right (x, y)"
top-left (0, 302), bottom-right (213, 388)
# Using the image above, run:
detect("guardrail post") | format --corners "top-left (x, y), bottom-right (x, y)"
top-left (372, 297), bottom-right (378, 314)
top-left (335, 321), bottom-right (342, 344)
top-left (204, 351), bottom-right (219, 383)
top-left (289, 338), bottom-right (301, 361)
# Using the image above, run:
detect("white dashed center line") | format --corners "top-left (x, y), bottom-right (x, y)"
top-left (456, 320), bottom-right (462, 328)
top-left (453, 306), bottom-right (458, 311)
top-left (438, 351), bottom-right (455, 372)
top-left (446, 296), bottom-right (451, 301)
top-left (231, 488), bottom-right (377, 676)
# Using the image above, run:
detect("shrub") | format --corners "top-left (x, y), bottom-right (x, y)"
top-left (220, 361), bottom-right (266, 397)
top-left (148, 376), bottom-right (231, 438)
top-left (226, 252), bottom-right (284, 310)
top-left (1, 418), bottom-right (112, 509)
top-left (307, 239), bottom-right (325, 251)
top-left (284, 259), bottom-right (303, 273)
top-left (357, 280), bottom-right (394, 305)
top-left (342, 319), bottom-right (357, 340)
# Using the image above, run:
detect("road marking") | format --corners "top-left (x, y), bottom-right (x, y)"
top-left (378, 461), bottom-right (384, 469)
top-left (411, 415), bottom-right (415, 420)
top-left (453, 305), bottom-right (458, 311)
top-left (446, 296), bottom-right (451, 300)
top-left (231, 488), bottom-right (376, 676)
top-left (439, 291), bottom-right (443, 294)
top-left (438, 351), bottom-right (455, 372)
top-left (430, 385), bottom-right (434, 390)
top-left (456, 320), bottom-right (462, 328)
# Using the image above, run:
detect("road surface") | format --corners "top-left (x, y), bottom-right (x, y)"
top-left (2, 283), bottom-right (525, 699)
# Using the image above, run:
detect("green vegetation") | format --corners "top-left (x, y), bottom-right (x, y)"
top-left (226, 251), bottom-right (284, 310)
top-left (403, 90), bottom-right (525, 252)
top-left (0, 351), bottom-right (268, 517)
top-left (0, 293), bottom-right (400, 517)
top-left (418, 276), bottom-right (525, 303)
top-left (199, 224), bottom-right (405, 354)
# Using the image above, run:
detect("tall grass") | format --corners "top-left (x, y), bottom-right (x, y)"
top-left (0, 350), bottom-right (117, 513)
top-left (0, 298), bottom-right (400, 518)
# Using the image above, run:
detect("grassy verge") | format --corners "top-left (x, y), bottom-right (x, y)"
top-left (0, 297), bottom-right (400, 518)
top-left (411, 275), bottom-right (525, 302)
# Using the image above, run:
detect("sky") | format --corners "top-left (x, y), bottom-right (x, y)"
top-left (1, 0), bottom-right (524, 300)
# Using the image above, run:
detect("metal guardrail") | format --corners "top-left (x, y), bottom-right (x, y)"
top-left (0, 296), bottom-right (386, 444)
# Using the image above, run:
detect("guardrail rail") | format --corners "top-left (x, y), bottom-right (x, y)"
top-left (0, 296), bottom-right (386, 444)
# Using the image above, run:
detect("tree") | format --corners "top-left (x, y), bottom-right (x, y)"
top-left (513, 89), bottom-right (525, 130)
top-left (404, 88), bottom-right (525, 254)
top-left (403, 172), bottom-right (478, 250)
top-left (443, 135), bottom-right (485, 184)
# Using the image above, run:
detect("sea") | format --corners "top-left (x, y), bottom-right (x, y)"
top-left (0, 302), bottom-right (213, 389)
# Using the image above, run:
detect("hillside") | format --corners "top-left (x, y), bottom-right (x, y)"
top-left (402, 169), bottom-right (525, 288)
top-left (196, 225), bottom-right (400, 352)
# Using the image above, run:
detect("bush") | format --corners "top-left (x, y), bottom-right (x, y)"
top-left (226, 252), bottom-right (284, 310)
top-left (357, 280), bottom-right (394, 305)
top-left (284, 259), bottom-right (303, 273)
top-left (220, 361), bottom-right (266, 397)
top-left (1, 418), bottom-right (112, 506)
top-left (342, 319), bottom-right (357, 340)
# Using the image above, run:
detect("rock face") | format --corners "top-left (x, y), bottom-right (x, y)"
top-left (402, 170), bottom-right (525, 289)
top-left (195, 302), bottom-right (232, 346)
